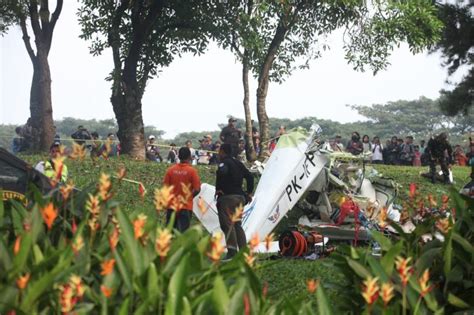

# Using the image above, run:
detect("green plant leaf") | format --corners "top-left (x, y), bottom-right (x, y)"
top-left (147, 263), bottom-right (160, 305)
top-left (165, 253), bottom-right (189, 315)
top-left (118, 297), bottom-right (130, 315)
top-left (447, 293), bottom-right (470, 309)
top-left (113, 249), bottom-right (133, 292)
top-left (381, 241), bottom-right (403, 275)
top-left (443, 229), bottom-right (453, 278)
top-left (452, 233), bottom-right (474, 254)
top-left (367, 256), bottom-right (389, 282)
top-left (116, 208), bottom-right (145, 276)
top-left (317, 285), bottom-right (335, 315)
top-left (212, 275), bottom-right (230, 314)
top-left (346, 257), bottom-right (372, 279)
top-left (371, 231), bottom-right (392, 251)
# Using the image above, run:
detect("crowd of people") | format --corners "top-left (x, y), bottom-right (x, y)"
top-left (329, 132), bottom-right (473, 168)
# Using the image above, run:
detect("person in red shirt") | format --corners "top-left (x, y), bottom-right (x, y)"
top-left (163, 147), bottom-right (201, 232)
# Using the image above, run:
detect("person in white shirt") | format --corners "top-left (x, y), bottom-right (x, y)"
top-left (371, 136), bottom-right (384, 164)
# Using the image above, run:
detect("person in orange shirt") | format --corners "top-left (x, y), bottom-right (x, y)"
top-left (163, 147), bottom-right (201, 232)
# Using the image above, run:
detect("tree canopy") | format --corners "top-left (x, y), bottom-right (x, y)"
top-left (432, 1), bottom-right (473, 116)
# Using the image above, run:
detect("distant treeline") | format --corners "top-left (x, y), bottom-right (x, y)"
top-left (1, 97), bottom-right (472, 151)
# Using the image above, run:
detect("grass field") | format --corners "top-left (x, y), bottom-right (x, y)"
top-left (20, 154), bottom-right (472, 307)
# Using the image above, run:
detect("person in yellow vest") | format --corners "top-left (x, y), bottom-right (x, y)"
top-left (35, 142), bottom-right (68, 183)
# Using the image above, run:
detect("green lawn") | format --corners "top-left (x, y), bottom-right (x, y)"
top-left (20, 154), bottom-right (471, 308)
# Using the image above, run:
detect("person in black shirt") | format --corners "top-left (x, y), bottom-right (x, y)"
top-left (215, 143), bottom-right (254, 259)
top-left (219, 117), bottom-right (242, 158)
top-left (426, 133), bottom-right (453, 184)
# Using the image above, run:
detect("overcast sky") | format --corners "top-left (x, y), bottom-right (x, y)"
top-left (0, 2), bottom-right (454, 139)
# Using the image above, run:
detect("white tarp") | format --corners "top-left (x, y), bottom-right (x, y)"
top-left (193, 125), bottom-right (329, 240)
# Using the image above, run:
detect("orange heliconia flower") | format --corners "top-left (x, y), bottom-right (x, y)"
top-left (378, 207), bottom-right (388, 229)
top-left (72, 235), bottom-right (84, 255)
top-left (86, 194), bottom-right (101, 216)
top-left (207, 232), bottom-right (225, 263)
top-left (133, 214), bottom-right (147, 240)
top-left (155, 228), bottom-right (172, 260)
top-left (58, 284), bottom-right (75, 313)
top-left (381, 282), bottom-right (395, 307)
top-left (249, 233), bottom-right (260, 252)
top-left (41, 203), bottom-right (58, 230)
top-left (70, 142), bottom-right (87, 160)
top-left (361, 276), bottom-right (380, 305)
top-left (59, 181), bottom-right (74, 201)
top-left (69, 274), bottom-right (85, 298)
top-left (435, 218), bottom-right (451, 234)
top-left (427, 195), bottom-right (437, 208)
top-left (100, 285), bottom-right (113, 298)
top-left (98, 173), bottom-right (112, 201)
top-left (230, 204), bottom-right (244, 223)
top-left (138, 182), bottom-right (146, 199)
top-left (154, 186), bottom-right (174, 211)
top-left (13, 235), bottom-right (21, 255)
top-left (244, 253), bottom-right (256, 267)
top-left (109, 227), bottom-right (120, 251)
top-left (100, 259), bottom-right (116, 276)
top-left (117, 166), bottom-right (127, 181)
top-left (88, 217), bottom-right (100, 232)
top-left (395, 256), bottom-right (413, 287)
top-left (306, 279), bottom-right (319, 294)
top-left (198, 197), bottom-right (208, 214)
top-left (418, 269), bottom-right (432, 297)
top-left (264, 233), bottom-right (274, 252)
top-left (16, 273), bottom-right (30, 290)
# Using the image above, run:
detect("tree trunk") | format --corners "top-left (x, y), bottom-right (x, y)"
top-left (28, 51), bottom-right (54, 152)
top-left (111, 83), bottom-right (146, 160)
top-left (242, 58), bottom-right (257, 162)
top-left (256, 78), bottom-right (271, 159)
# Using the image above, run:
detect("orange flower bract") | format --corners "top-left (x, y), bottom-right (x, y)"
top-left (244, 253), bottom-right (256, 267)
top-left (98, 173), bottom-right (112, 201)
top-left (381, 282), bottom-right (395, 307)
top-left (418, 269), bottom-right (432, 297)
top-left (154, 185), bottom-right (174, 211)
top-left (155, 228), bottom-right (172, 260)
top-left (361, 276), bottom-right (380, 305)
top-left (207, 232), bottom-right (225, 263)
top-left (101, 285), bottom-right (113, 298)
top-left (395, 256), bottom-right (413, 287)
top-left (264, 233), bottom-right (274, 252)
top-left (230, 204), bottom-right (244, 223)
top-left (133, 214), bottom-right (147, 240)
top-left (41, 203), bottom-right (58, 230)
top-left (436, 218), bottom-right (451, 234)
top-left (249, 233), bottom-right (260, 252)
top-left (13, 235), bottom-right (21, 255)
top-left (16, 273), bottom-right (30, 290)
top-left (59, 181), bottom-right (74, 201)
top-left (100, 259), bottom-right (116, 276)
top-left (306, 279), bottom-right (319, 294)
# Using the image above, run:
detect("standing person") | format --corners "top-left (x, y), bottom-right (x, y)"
top-left (215, 143), bottom-right (254, 259)
top-left (185, 140), bottom-right (197, 165)
top-left (90, 132), bottom-right (102, 158)
top-left (371, 136), bottom-right (384, 164)
top-left (209, 141), bottom-right (222, 165)
top-left (413, 145), bottom-right (422, 166)
top-left (399, 136), bottom-right (415, 166)
top-left (71, 125), bottom-right (91, 146)
top-left (362, 135), bottom-right (372, 154)
top-left (12, 127), bottom-right (24, 154)
top-left (386, 136), bottom-right (401, 165)
top-left (219, 117), bottom-right (242, 158)
top-left (163, 147), bottom-right (201, 232)
top-left (331, 135), bottom-right (344, 152)
top-left (146, 135), bottom-right (162, 162)
top-left (167, 143), bottom-right (178, 163)
top-left (453, 145), bottom-right (468, 166)
top-left (426, 133), bottom-right (453, 184)
top-left (346, 132), bottom-right (363, 155)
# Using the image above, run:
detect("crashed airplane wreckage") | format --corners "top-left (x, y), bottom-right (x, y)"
top-left (193, 124), bottom-right (401, 255)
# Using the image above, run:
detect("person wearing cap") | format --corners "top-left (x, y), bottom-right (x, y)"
top-left (35, 143), bottom-right (68, 183)
top-left (163, 147), bottom-right (201, 232)
top-left (215, 143), bottom-right (254, 259)
top-left (146, 135), bottom-right (162, 162)
top-left (220, 117), bottom-right (242, 158)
